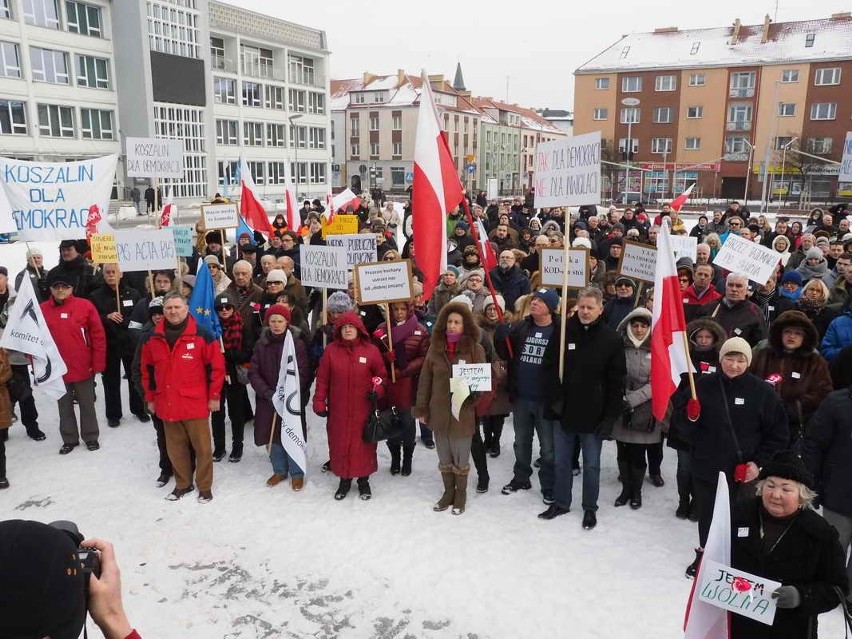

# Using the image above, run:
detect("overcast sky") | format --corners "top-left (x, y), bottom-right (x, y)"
top-left (231, 0), bottom-right (850, 110)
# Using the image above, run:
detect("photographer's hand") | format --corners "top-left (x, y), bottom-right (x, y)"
top-left (81, 538), bottom-right (135, 639)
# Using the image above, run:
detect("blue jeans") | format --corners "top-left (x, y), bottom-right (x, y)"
top-left (511, 399), bottom-right (555, 494)
top-left (554, 429), bottom-right (602, 512)
top-left (270, 443), bottom-right (304, 478)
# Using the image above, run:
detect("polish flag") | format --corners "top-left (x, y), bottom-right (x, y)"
top-left (281, 156), bottom-right (300, 231)
top-left (159, 188), bottom-right (174, 227)
top-left (85, 204), bottom-right (112, 243)
top-left (413, 71), bottom-right (463, 299)
top-left (669, 183), bottom-right (695, 212)
top-left (239, 155), bottom-right (275, 238)
top-left (329, 188), bottom-right (360, 222)
top-left (475, 219), bottom-right (498, 271)
top-left (684, 472), bottom-right (731, 638)
top-left (650, 218), bottom-right (692, 421)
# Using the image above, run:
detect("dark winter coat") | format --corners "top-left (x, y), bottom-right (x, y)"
top-left (89, 281), bottom-right (141, 353)
top-left (603, 295), bottom-right (635, 330)
top-left (697, 298), bottom-right (767, 347)
top-left (413, 302), bottom-right (486, 438)
top-left (248, 328), bottom-right (311, 447)
top-left (312, 312), bottom-right (386, 478)
top-left (14, 265), bottom-right (48, 303)
top-left (803, 388), bottom-right (852, 518)
top-left (139, 315), bottom-right (226, 422)
top-left (545, 314), bottom-right (625, 435)
top-left (752, 289), bottom-right (795, 328)
top-left (225, 281), bottom-right (264, 327)
top-left (373, 314), bottom-right (429, 410)
top-left (46, 256), bottom-right (100, 297)
top-left (495, 313), bottom-right (561, 403)
top-left (750, 311), bottom-right (833, 441)
top-left (0, 348), bottom-right (11, 430)
top-left (730, 498), bottom-right (848, 639)
top-left (41, 294), bottom-right (107, 383)
top-left (426, 281), bottom-right (461, 316)
top-left (672, 371), bottom-right (789, 482)
top-left (795, 299), bottom-right (839, 342)
top-left (489, 265), bottom-right (530, 313)
top-left (820, 307), bottom-right (852, 361)
top-left (477, 314), bottom-right (511, 416)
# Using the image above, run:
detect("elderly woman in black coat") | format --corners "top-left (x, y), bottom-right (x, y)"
top-left (730, 451), bottom-right (848, 639)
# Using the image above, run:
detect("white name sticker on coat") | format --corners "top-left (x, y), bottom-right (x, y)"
top-left (535, 332), bottom-right (542, 338)
top-left (123, 300), bottom-right (133, 307)
top-left (568, 343), bottom-right (576, 350)
top-left (734, 397), bottom-right (744, 405)
top-left (186, 343), bottom-right (194, 350)
top-left (359, 356), bottom-right (367, 363)
top-left (60, 313), bottom-right (68, 319)
top-left (791, 372), bottom-right (801, 379)
top-left (737, 527), bottom-right (750, 538)
top-left (733, 328), bottom-right (742, 336)
top-left (414, 331), bottom-right (422, 336)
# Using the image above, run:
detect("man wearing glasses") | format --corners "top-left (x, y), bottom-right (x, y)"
top-left (720, 216), bottom-right (744, 245)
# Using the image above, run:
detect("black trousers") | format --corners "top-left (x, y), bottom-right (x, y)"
top-left (471, 420), bottom-right (489, 480)
top-left (482, 415), bottom-right (505, 446)
top-left (102, 344), bottom-right (144, 421)
top-left (386, 409), bottom-right (416, 451)
top-left (646, 440), bottom-right (664, 475)
top-left (693, 476), bottom-right (718, 547)
top-left (0, 435), bottom-right (6, 478)
top-left (152, 414), bottom-right (172, 474)
top-left (10, 364), bottom-right (38, 431)
top-left (211, 383), bottom-right (247, 452)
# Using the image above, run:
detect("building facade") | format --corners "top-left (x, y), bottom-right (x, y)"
top-left (0, 0), bottom-right (331, 203)
top-left (574, 13), bottom-right (852, 205)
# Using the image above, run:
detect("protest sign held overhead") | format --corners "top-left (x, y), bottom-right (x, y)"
top-left (355, 260), bottom-right (414, 305)
top-left (325, 233), bottom-right (377, 267)
top-left (321, 214), bottom-right (359, 238)
top-left (125, 138), bottom-right (183, 178)
top-left (1, 155), bottom-right (118, 240)
top-left (171, 225), bottom-right (194, 257)
top-left (712, 233), bottom-right (779, 286)
top-left (539, 248), bottom-right (589, 289)
top-left (201, 203), bottom-right (240, 230)
top-left (90, 233), bottom-right (118, 264)
top-left (617, 241), bottom-right (657, 283)
top-left (114, 228), bottom-right (177, 271)
top-left (533, 131), bottom-right (601, 208)
top-left (299, 245), bottom-right (349, 289)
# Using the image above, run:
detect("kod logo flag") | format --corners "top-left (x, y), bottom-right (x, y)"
top-left (0, 154), bottom-right (118, 241)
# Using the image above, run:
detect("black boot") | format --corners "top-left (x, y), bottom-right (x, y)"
top-left (629, 464), bottom-right (644, 509)
top-left (334, 478), bottom-right (352, 500)
top-left (228, 441), bottom-right (243, 463)
top-left (614, 459), bottom-right (630, 507)
top-left (400, 445), bottom-right (414, 476)
top-left (357, 476), bottom-right (372, 501)
top-left (388, 442), bottom-right (401, 476)
top-left (675, 492), bottom-right (691, 519)
top-left (685, 548), bottom-right (703, 579)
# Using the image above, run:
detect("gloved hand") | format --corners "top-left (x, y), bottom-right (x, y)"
top-left (687, 398), bottom-right (701, 422)
top-left (367, 390), bottom-right (379, 402)
top-left (772, 585), bottom-right (801, 609)
top-left (373, 328), bottom-right (387, 341)
top-left (313, 403), bottom-right (328, 417)
top-left (622, 399), bottom-right (633, 415)
top-left (384, 350), bottom-right (396, 364)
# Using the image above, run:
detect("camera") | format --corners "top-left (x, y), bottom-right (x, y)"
top-left (49, 520), bottom-right (102, 590)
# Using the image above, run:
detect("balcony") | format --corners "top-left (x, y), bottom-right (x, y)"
top-left (241, 61), bottom-right (286, 81)
top-left (724, 152), bottom-right (750, 162)
top-left (289, 71), bottom-right (326, 89)
top-left (728, 87), bottom-right (755, 99)
top-left (211, 55), bottom-right (237, 73)
top-left (726, 121), bottom-right (752, 132)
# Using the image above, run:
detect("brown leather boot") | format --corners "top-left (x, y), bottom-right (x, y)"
top-left (433, 465), bottom-right (455, 511)
top-left (452, 466), bottom-right (470, 515)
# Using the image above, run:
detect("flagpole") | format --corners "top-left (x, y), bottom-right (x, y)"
top-left (558, 208), bottom-right (572, 381)
top-left (322, 288), bottom-right (328, 348)
top-left (114, 276), bottom-right (121, 314)
top-left (682, 332), bottom-right (698, 400)
top-left (24, 242), bottom-right (42, 279)
top-left (267, 413), bottom-right (279, 455)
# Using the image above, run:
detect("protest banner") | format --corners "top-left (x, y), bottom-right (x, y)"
top-left (114, 228), bottom-right (177, 271)
top-left (533, 131), bottom-right (602, 208)
top-left (540, 248), bottom-right (589, 288)
top-left (452, 363), bottom-right (492, 392)
top-left (321, 214), bottom-right (359, 238)
top-left (325, 233), bottom-right (378, 267)
top-left (697, 559), bottom-right (781, 626)
top-left (299, 244), bottom-right (349, 289)
top-left (125, 138), bottom-right (183, 178)
top-left (171, 225), bottom-right (194, 257)
top-left (201, 203), bottom-right (240, 230)
top-left (617, 241), bottom-right (657, 283)
top-left (0, 155), bottom-right (118, 240)
top-left (840, 132), bottom-right (852, 183)
top-left (90, 233), bottom-right (118, 264)
top-left (712, 233), bottom-right (779, 286)
top-left (354, 260), bottom-right (414, 305)
top-left (670, 235), bottom-right (698, 263)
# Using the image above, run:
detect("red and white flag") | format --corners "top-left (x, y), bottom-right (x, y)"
top-left (684, 472), bottom-right (731, 638)
top-left (475, 219), bottom-right (498, 271)
top-left (159, 188), bottom-right (174, 227)
top-left (85, 203), bottom-right (112, 243)
top-left (281, 157), bottom-right (300, 232)
top-left (669, 184), bottom-right (695, 212)
top-left (650, 218), bottom-right (692, 421)
top-left (329, 188), bottom-right (360, 222)
top-left (239, 155), bottom-right (275, 238)
top-left (413, 71), bottom-right (463, 299)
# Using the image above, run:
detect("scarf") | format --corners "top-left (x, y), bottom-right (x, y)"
top-left (780, 287), bottom-right (802, 302)
top-left (164, 316), bottom-right (189, 349)
top-left (446, 331), bottom-right (461, 360)
top-left (221, 312), bottom-right (243, 351)
top-left (796, 259), bottom-right (828, 281)
top-left (796, 297), bottom-right (826, 316)
top-left (627, 325), bottom-right (647, 348)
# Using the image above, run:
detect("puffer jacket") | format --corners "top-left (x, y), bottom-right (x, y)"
top-left (40, 295), bottom-right (106, 383)
top-left (803, 389), bottom-right (852, 518)
top-left (820, 307), bottom-right (852, 362)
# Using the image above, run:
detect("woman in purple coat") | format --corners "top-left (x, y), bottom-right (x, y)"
top-left (248, 304), bottom-right (311, 491)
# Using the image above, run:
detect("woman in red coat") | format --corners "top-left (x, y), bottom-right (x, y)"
top-left (313, 312), bottom-right (386, 500)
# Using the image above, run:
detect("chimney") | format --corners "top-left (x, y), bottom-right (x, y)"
top-left (362, 72), bottom-right (376, 85)
top-left (654, 26), bottom-right (678, 34)
top-left (397, 69), bottom-right (406, 86)
top-left (730, 18), bottom-right (741, 45)
top-left (830, 11), bottom-right (851, 20)
top-left (761, 14), bottom-right (771, 43)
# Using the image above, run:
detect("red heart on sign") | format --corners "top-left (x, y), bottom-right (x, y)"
top-left (732, 577), bottom-right (751, 592)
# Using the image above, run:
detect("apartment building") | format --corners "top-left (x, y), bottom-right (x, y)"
top-left (574, 13), bottom-right (852, 204)
top-left (0, 0), bottom-right (330, 203)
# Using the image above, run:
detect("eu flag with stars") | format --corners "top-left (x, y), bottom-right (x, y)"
top-left (188, 261), bottom-right (221, 339)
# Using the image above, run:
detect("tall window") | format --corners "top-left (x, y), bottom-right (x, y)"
top-left (266, 123), bottom-right (285, 147)
top-left (391, 112), bottom-right (402, 130)
top-left (288, 54), bottom-right (315, 86)
top-left (215, 119), bottom-right (237, 145)
top-left (725, 135), bottom-right (749, 154)
top-left (655, 75), bottom-right (676, 91)
top-left (289, 125), bottom-right (305, 148)
top-left (248, 161), bottom-right (265, 185)
top-left (31, 47), bottom-right (69, 84)
top-left (652, 107), bottom-right (673, 123)
top-left (0, 99), bottom-right (27, 135)
top-left (210, 37), bottom-right (225, 70)
top-left (146, 0), bottom-right (200, 59)
top-left (240, 44), bottom-right (273, 78)
top-left (651, 137), bottom-right (672, 154)
top-left (243, 121), bottom-right (264, 146)
top-left (241, 81), bottom-right (262, 107)
top-left (728, 104), bottom-right (752, 123)
top-left (350, 117), bottom-right (359, 136)
top-left (370, 142), bottom-right (379, 157)
top-left (369, 115), bottom-right (379, 131)
top-left (288, 88), bottom-right (305, 112)
top-left (76, 55), bottom-right (109, 89)
top-left (392, 141), bottom-right (402, 158)
top-left (153, 104), bottom-right (207, 198)
top-left (810, 103), bottom-right (836, 121)
top-left (0, 0), bottom-right (11, 19)
top-left (688, 73), bottom-right (706, 87)
top-left (308, 127), bottom-right (325, 149)
top-left (66, 1), bottom-right (102, 37)
top-left (814, 68), bottom-right (841, 86)
top-left (620, 107), bottom-right (640, 124)
top-left (213, 77), bottom-right (236, 104)
top-left (0, 42), bottom-right (21, 78)
top-left (595, 77), bottom-right (610, 90)
top-left (38, 103), bottom-right (75, 137)
top-left (264, 85), bottom-right (284, 110)
top-left (621, 76), bottom-right (642, 92)
top-left (80, 108), bottom-right (112, 139)
top-left (307, 92), bottom-right (325, 114)
top-left (24, 0), bottom-right (60, 29)
top-left (729, 71), bottom-right (756, 96)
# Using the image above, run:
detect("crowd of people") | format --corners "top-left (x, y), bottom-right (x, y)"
top-left (1, 194), bottom-right (852, 637)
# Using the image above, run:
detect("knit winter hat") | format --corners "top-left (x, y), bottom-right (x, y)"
top-left (148, 296), bottom-right (165, 314)
top-left (326, 291), bottom-right (353, 314)
top-left (718, 336), bottom-right (753, 366)
top-left (449, 293), bottom-right (474, 309)
top-left (264, 303), bottom-right (291, 325)
top-left (781, 271), bottom-right (803, 287)
top-left (204, 254), bottom-right (221, 266)
top-left (265, 269), bottom-right (286, 284)
top-left (572, 237), bottom-right (592, 249)
top-left (758, 451), bottom-right (814, 489)
top-left (532, 288), bottom-right (560, 313)
top-left (455, 220), bottom-right (469, 231)
top-left (205, 230), bottom-right (223, 244)
top-left (805, 247), bottom-right (823, 261)
top-left (443, 265), bottom-right (460, 278)
top-left (180, 274), bottom-right (196, 290)
top-left (485, 294), bottom-right (506, 313)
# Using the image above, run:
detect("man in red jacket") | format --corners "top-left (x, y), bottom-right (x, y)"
top-left (41, 271), bottom-right (107, 454)
top-left (140, 293), bottom-right (225, 503)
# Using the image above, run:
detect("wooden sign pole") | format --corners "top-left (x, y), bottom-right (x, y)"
top-left (558, 211), bottom-right (571, 382)
top-left (384, 302), bottom-right (396, 383)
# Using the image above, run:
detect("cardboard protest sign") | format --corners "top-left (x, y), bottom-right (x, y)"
top-left (617, 241), bottom-right (657, 283)
top-left (325, 233), bottom-right (378, 267)
top-left (201, 203), bottom-right (239, 230)
top-left (299, 245), bottom-right (348, 289)
top-left (697, 560), bottom-right (781, 626)
top-left (171, 225), bottom-right (194, 257)
top-left (1, 155), bottom-right (118, 240)
top-left (533, 131), bottom-right (601, 208)
top-left (321, 214), bottom-right (359, 238)
top-left (125, 138), bottom-right (183, 178)
top-left (712, 234), bottom-right (779, 286)
top-left (840, 131), bottom-right (852, 183)
top-left (354, 260), bottom-right (414, 305)
top-left (114, 228), bottom-right (177, 271)
top-left (670, 235), bottom-right (697, 263)
top-left (90, 233), bottom-right (118, 264)
top-left (452, 363), bottom-right (492, 392)
top-left (540, 248), bottom-right (590, 289)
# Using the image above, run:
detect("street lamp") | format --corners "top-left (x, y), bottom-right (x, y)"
top-left (777, 136), bottom-right (799, 212)
top-left (289, 113), bottom-right (303, 200)
top-left (743, 139), bottom-right (755, 206)
top-left (621, 97), bottom-right (640, 199)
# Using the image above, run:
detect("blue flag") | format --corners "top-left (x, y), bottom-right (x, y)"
top-left (236, 214), bottom-right (254, 240)
top-left (188, 261), bottom-right (222, 339)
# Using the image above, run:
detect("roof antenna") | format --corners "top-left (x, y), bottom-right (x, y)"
top-left (774, 0), bottom-right (779, 22)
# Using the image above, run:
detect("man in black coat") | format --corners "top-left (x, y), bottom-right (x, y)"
top-left (697, 273), bottom-right (767, 347)
top-left (89, 264), bottom-right (146, 428)
top-left (540, 287), bottom-right (625, 530)
top-left (47, 240), bottom-right (100, 297)
top-left (489, 250), bottom-right (530, 313)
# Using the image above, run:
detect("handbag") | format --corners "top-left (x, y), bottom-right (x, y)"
top-left (363, 399), bottom-right (401, 443)
top-left (235, 364), bottom-right (250, 386)
top-left (831, 586), bottom-right (852, 636)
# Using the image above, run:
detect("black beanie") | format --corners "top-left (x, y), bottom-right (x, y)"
top-left (758, 451), bottom-right (814, 489)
